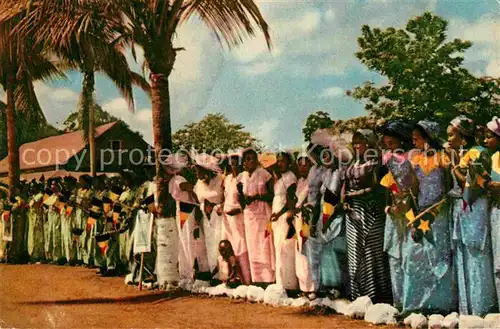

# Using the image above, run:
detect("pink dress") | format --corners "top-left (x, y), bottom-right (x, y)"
top-left (294, 177), bottom-right (316, 292)
top-left (272, 171), bottom-right (298, 289)
top-left (222, 173), bottom-right (251, 285)
top-left (238, 167), bottom-right (275, 283)
top-left (169, 176), bottom-right (209, 278)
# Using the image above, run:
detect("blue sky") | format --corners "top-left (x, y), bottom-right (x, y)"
top-left (9, 0), bottom-right (499, 149)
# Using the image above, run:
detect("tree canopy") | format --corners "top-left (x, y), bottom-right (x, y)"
top-left (62, 103), bottom-right (120, 132)
top-left (172, 113), bottom-right (257, 153)
top-left (348, 12), bottom-right (500, 127)
top-left (302, 111), bottom-right (334, 142)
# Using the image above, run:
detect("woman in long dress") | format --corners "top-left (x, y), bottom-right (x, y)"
top-left (403, 121), bottom-right (456, 314)
top-left (238, 148), bottom-right (275, 284)
top-left (303, 144), bottom-right (327, 294)
top-left (222, 154), bottom-right (251, 285)
top-left (270, 152), bottom-right (298, 290)
top-left (485, 117), bottom-right (500, 307)
top-left (317, 149), bottom-right (348, 299)
top-left (193, 154), bottom-right (224, 281)
top-left (167, 156), bottom-right (204, 281)
top-left (342, 129), bottom-right (392, 303)
top-left (447, 115), bottom-right (497, 316)
top-left (27, 183), bottom-right (45, 262)
top-left (380, 121), bottom-right (416, 310)
top-left (294, 155), bottom-right (316, 297)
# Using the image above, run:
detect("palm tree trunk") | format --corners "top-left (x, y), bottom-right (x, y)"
top-left (150, 71), bottom-right (175, 218)
top-left (89, 103), bottom-right (96, 177)
top-left (81, 70), bottom-right (96, 177)
top-left (6, 76), bottom-right (18, 197)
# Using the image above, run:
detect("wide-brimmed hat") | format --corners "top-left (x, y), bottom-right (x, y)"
top-left (164, 154), bottom-right (190, 171)
top-left (487, 116), bottom-right (500, 137)
top-left (193, 154), bottom-right (222, 173)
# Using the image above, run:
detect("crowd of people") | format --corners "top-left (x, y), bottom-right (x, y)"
top-left (0, 115), bottom-right (499, 318)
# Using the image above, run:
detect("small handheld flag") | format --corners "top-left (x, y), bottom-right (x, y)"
top-left (109, 186), bottom-right (123, 202)
top-left (95, 233), bottom-right (110, 256)
top-left (179, 202), bottom-right (196, 229)
top-left (141, 194), bottom-right (155, 213)
top-left (102, 197), bottom-right (112, 214)
top-left (322, 188), bottom-right (339, 229)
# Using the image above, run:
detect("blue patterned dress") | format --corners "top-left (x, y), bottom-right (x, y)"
top-left (451, 147), bottom-right (497, 316)
top-left (490, 151), bottom-right (500, 307)
top-left (317, 168), bottom-right (348, 292)
top-left (403, 152), bottom-right (457, 314)
top-left (382, 152), bottom-right (415, 309)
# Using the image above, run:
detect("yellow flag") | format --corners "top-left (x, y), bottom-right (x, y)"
top-left (406, 208), bottom-right (416, 224)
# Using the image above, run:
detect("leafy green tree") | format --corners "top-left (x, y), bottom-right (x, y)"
top-left (348, 12), bottom-right (500, 127)
top-left (62, 104), bottom-right (120, 132)
top-left (172, 113), bottom-right (257, 153)
top-left (302, 111), bottom-right (333, 142)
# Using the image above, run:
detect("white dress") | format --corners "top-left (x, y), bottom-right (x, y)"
top-left (272, 171), bottom-right (299, 289)
top-left (194, 175), bottom-right (224, 275)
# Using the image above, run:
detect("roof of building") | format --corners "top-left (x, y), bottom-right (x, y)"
top-left (0, 122), bottom-right (117, 174)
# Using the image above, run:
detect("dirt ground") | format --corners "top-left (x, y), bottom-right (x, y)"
top-left (0, 264), bottom-right (393, 328)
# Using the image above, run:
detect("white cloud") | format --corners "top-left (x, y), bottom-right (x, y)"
top-left (487, 58), bottom-right (500, 77)
top-left (324, 9), bottom-right (336, 22)
top-left (239, 62), bottom-right (276, 76)
top-left (254, 118), bottom-right (280, 147)
top-left (33, 82), bottom-right (79, 126)
top-left (102, 97), bottom-right (153, 144)
top-left (320, 86), bottom-right (345, 99)
top-left (448, 14), bottom-right (500, 77)
top-left (235, 0), bottom-right (441, 78)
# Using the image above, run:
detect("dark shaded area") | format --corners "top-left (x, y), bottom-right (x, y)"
top-left (21, 289), bottom-right (191, 306)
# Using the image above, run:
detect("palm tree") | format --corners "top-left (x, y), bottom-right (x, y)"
top-left (115, 0), bottom-right (271, 218)
top-left (0, 12), bottom-right (63, 263)
top-left (6, 0), bottom-right (151, 176)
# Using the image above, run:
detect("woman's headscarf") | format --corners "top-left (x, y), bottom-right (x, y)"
top-left (354, 129), bottom-right (378, 148)
top-left (416, 120), bottom-right (440, 141)
top-left (487, 116), bottom-right (500, 137)
top-left (450, 115), bottom-right (475, 137)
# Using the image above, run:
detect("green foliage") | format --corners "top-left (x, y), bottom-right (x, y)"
top-left (172, 113), bottom-right (257, 153)
top-left (302, 111), bottom-right (333, 142)
top-left (63, 102), bottom-right (119, 132)
top-left (349, 12), bottom-right (500, 127)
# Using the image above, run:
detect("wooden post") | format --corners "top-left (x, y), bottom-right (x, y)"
top-left (138, 252), bottom-right (145, 291)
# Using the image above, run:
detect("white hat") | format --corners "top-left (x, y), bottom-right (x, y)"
top-left (164, 154), bottom-right (189, 171)
top-left (193, 154), bottom-right (222, 173)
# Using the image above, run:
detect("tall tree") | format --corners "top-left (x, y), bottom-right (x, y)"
top-left (113, 0), bottom-right (271, 218)
top-left (348, 12), bottom-right (500, 127)
top-left (302, 111), bottom-right (333, 142)
top-left (172, 113), bottom-right (257, 153)
top-left (0, 11), bottom-right (62, 263)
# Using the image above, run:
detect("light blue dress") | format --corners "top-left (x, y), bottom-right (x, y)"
top-left (383, 152), bottom-right (414, 310)
top-left (451, 147), bottom-right (497, 316)
top-left (402, 153), bottom-right (457, 314)
top-left (318, 168), bottom-right (348, 291)
top-left (490, 151), bottom-right (500, 308)
top-left (304, 165), bottom-right (327, 290)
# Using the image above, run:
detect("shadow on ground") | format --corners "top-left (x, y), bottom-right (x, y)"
top-left (20, 289), bottom-right (192, 306)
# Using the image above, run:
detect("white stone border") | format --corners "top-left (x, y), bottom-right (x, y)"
top-left (127, 278), bottom-right (500, 329)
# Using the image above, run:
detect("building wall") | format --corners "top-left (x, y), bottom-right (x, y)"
top-left (65, 123), bottom-right (151, 173)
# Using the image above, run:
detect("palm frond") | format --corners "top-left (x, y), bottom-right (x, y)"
top-left (180, 0), bottom-right (271, 49)
top-left (130, 71), bottom-right (151, 98)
